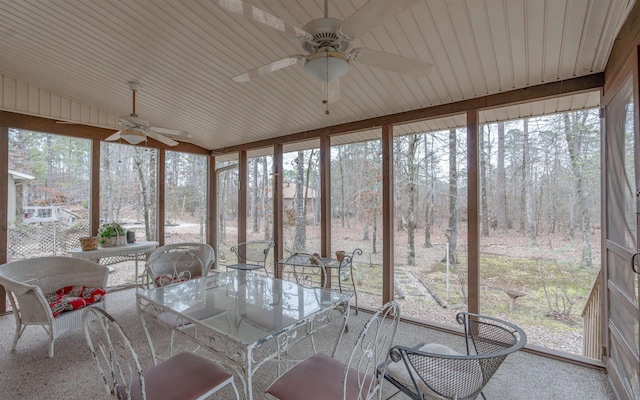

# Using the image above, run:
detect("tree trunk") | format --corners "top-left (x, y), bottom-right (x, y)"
top-left (372, 211), bottom-right (378, 254)
top-left (262, 157), bottom-right (270, 240)
top-left (564, 112), bottom-right (593, 268)
top-left (442, 129), bottom-right (458, 263)
top-left (133, 149), bottom-right (153, 241)
top-left (496, 122), bottom-right (507, 233)
top-left (423, 135), bottom-right (434, 248)
top-left (406, 134), bottom-right (419, 266)
top-left (219, 170), bottom-right (228, 243)
top-left (523, 119), bottom-right (537, 246)
top-left (394, 140), bottom-right (404, 232)
top-left (304, 149), bottom-right (316, 224)
top-left (252, 159), bottom-right (259, 233)
top-left (480, 125), bottom-right (489, 236)
top-left (339, 147), bottom-right (346, 228)
top-left (294, 151), bottom-right (306, 251)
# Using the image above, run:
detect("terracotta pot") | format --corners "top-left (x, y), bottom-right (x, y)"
top-left (335, 250), bottom-right (346, 262)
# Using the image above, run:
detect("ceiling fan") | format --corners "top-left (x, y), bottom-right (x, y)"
top-left (104, 82), bottom-right (180, 146)
top-left (218, 0), bottom-right (433, 102)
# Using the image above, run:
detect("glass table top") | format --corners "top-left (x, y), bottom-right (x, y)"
top-left (137, 271), bottom-right (349, 346)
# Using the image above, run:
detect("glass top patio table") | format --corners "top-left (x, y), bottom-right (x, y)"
top-left (136, 270), bottom-right (350, 399)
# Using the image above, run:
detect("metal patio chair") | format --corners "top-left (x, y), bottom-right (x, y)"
top-left (83, 307), bottom-right (239, 400)
top-left (383, 312), bottom-right (527, 400)
top-left (226, 240), bottom-right (275, 277)
top-left (265, 301), bottom-right (400, 400)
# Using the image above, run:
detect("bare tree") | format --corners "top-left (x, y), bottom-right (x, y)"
top-left (132, 148), bottom-right (156, 240)
top-left (251, 158), bottom-right (259, 233)
top-left (406, 134), bottom-right (420, 266)
top-left (423, 134), bottom-right (435, 248)
top-left (496, 122), bottom-right (507, 233)
top-left (480, 125), bottom-right (489, 236)
top-left (523, 119), bottom-right (537, 246)
top-left (293, 151), bottom-right (306, 251)
top-left (442, 128), bottom-right (458, 264)
top-left (564, 111), bottom-right (593, 268)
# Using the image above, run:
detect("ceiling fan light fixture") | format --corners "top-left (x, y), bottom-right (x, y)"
top-left (120, 128), bottom-right (147, 145)
top-left (304, 50), bottom-right (349, 83)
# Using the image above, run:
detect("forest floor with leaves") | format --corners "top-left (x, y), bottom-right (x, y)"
top-left (107, 220), bottom-right (601, 358)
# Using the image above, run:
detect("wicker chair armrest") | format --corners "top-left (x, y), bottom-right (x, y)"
top-left (0, 274), bottom-right (39, 296)
top-left (12, 285), bottom-right (55, 324)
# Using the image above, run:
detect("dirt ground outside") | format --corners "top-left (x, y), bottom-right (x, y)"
top-left (107, 216), bottom-right (600, 357)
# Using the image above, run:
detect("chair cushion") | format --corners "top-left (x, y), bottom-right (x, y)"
top-left (121, 352), bottom-right (233, 400)
top-left (386, 343), bottom-right (483, 399)
top-left (154, 273), bottom-right (200, 287)
top-left (266, 352), bottom-right (374, 400)
top-left (46, 286), bottom-right (106, 318)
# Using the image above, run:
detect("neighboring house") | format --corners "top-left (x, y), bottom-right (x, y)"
top-left (282, 183), bottom-right (318, 212)
top-left (7, 170), bottom-right (34, 226)
top-left (265, 182), bottom-right (319, 211)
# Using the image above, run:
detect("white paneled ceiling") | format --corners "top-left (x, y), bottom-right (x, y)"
top-left (0, 0), bottom-right (633, 151)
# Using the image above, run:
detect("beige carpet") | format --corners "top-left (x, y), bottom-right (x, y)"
top-left (0, 288), bottom-right (616, 399)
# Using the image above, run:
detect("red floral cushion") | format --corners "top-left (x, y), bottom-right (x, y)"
top-left (46, 286), bottom-right (106, 318)
top-left (154, 274), bottom-right (200, 287)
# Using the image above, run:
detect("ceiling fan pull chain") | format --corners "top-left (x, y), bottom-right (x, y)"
top-left (324, 51), bottom-right (330, 115)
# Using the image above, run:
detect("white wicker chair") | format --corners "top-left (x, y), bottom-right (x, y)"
top-left (0, 256), bottom-right (109, 357)
top-left (145, 243), bottom-right (215, 286)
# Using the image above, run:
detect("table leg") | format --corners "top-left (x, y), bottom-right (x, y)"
top-left (331, 299), bottom-right (350, 357)
top-left (245, 361), bottom-right (254, 400)
top-left (136, 300), bottom-right (159, 366)
top-left (135, 258), bottom-right (139, 285)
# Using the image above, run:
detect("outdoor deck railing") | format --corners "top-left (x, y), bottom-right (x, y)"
top-left (581, 272), bottom-right (602, 360)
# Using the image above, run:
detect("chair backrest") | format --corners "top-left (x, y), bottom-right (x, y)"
top-left (345, 301), bottom-right (400, 400)
top-left (338, 248), bottom-right (363, 268)
top-left (230, 240), bottom-right (274, 264)
top-left (391, 312), bottom-right (527, 400)
top-left (146, 243), bottom-right (215, 287)
top-left (281, 252), bottom-right (327, 288)
top-left (0, 256), bottom-right (109, 296)
top-left (82, 307), bottom-right (146, 399)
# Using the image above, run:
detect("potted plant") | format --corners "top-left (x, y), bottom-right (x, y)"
top-left (97, 222), bottom-right (126, 247)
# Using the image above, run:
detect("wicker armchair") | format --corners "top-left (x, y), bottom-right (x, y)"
top-left (0, 256), bottom-right (109, 357)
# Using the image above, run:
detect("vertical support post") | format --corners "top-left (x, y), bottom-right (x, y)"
top-left (157, 149), bottom-right (165, 246)
top-left (91, 139), bottom-right (100, 236)
top-left (0, 126), bottom-right (8, 313)
top-left (209, 154), bottom-right (217, 269)
top-left (467, 109), bottom-right (480, 314)
top-left (381, 125), bottom-right (394, 305)
top-left (273, 145), bottom-right (284, 278)
top-left (238, 150), bottom-right (248, 246)
top-left (320, 135), bottom-right (332, 286)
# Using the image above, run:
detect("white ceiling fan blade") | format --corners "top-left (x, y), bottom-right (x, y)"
top-left (353, 48), bottom-right (433, 78)
top-left (340, 0), bottom-right (421, 39)
top-left (233, 56), bottom-right (304, 82)
top-left (214, 0), bottom-right (310, 39)
top-left (149, 127), bottom-right (186, 136)
top-left (105, 131), bottom-right (122, 141)
top-left (146, 130), bottom-right (179, 146)
top-left (119, 115), bottom-right (149, 128)
top-left (323, 79), bottom-right (341, 104)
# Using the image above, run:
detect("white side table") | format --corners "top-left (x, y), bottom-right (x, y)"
top-left (68, 241), bottom-right (159, 287)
